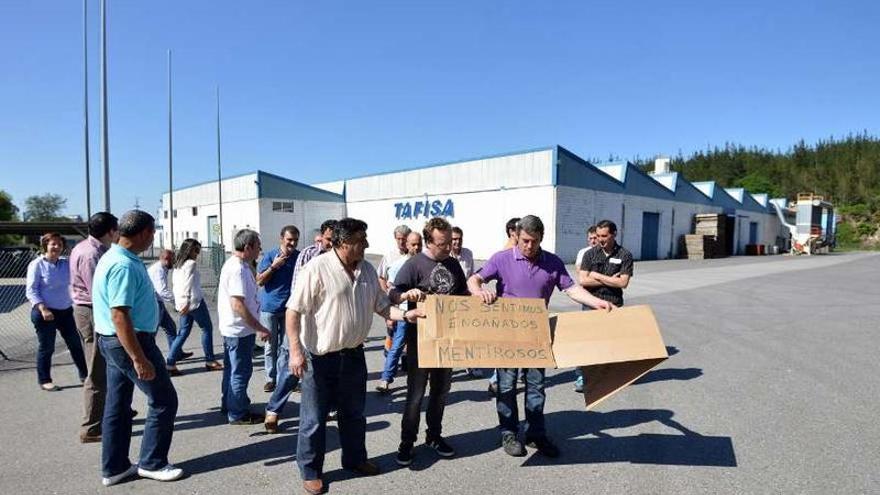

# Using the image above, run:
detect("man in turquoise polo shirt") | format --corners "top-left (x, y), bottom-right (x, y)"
top-left (92, 210), bottom-right (183, 487)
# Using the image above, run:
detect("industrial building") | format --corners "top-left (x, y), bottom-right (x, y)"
top-left (156, 171), bottom-right (345, 249)
top-left (158, 145), bottom-right (792, 262)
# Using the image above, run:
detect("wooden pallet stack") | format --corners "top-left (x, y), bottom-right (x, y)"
top-left (681, 234), bottom-right (716, 259)
top-left (680, 214), bottom-right (729, 259)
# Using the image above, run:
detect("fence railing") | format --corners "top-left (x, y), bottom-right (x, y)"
top-left (0, 247), bottom-right (40, 361)
top-left (0, 245), bottom-right (229, 364)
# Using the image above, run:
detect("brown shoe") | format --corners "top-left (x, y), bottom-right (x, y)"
top-left (263, 381), bottom-right (275, 393)
top-left (79, 432), bottom-right (101, 443)
top-left (205, 361), bottom-right (223, 371)
top-left (264, 413), bottom-right (278, 434)
top-left (166, 366), bottom-right (182, 377)
top-left (302, 479), bottom-right (324, 495)
top-left (347, 460), bottom-right (380, 477)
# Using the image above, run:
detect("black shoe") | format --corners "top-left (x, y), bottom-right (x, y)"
top-left (396, 442), bottom-right (414, 466)
top-left (180, 351), bottom-right (194, 360)
top-left (229, 412), bottom-right (265, 425)
top-left (526, 436), bottom-right (560, 458)
top-left (502, 433), bottom-right (526, 457)
top-left (488, 383), bottom-right (498, 398)
top-left (426, 436), bottom-right (455, 457)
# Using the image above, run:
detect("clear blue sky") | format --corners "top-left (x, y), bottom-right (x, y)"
top-left (1, 0), bottom-right (878, 218)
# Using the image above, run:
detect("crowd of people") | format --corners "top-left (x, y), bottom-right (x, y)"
top-left (23, 209), bottom-right (634, 493)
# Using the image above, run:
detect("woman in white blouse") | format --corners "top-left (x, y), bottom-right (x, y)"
top-left (168, 239), bottom-right (222, 374)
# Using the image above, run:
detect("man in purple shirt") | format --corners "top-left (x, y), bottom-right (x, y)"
top-left (467, 215), bottom-right (613, 459)
top-left (69, 212), bottom-right (119, 443)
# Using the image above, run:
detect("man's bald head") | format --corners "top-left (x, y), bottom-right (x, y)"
top-left (160, 249), bottom-right (175, 268)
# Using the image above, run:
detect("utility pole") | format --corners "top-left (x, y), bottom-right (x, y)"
top-left (167, 49), bottom-right (174, 249)
top-left (216, 86), bottom-right (224, 247)
top-left (100, 0), bottom-right (110, 211)
top-left (83, 0), bottom-right (92, 219)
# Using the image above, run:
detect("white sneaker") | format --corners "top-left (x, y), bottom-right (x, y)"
top-left (137, 464), bottom-right (184, 482)
top-left (102, 464), bottom-right (138, 487)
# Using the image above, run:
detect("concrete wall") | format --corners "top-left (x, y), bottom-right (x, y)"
top-left (256, 199), bottom-right (347, 248)
top-left (555, 186), bottom-right (624, 262)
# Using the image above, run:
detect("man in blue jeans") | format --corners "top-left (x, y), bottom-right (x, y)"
top-left (264, 220), bottom-right (336, 433)
top-left (92, 210), bottom-right (183, 486)
top-left (375, 231), bottom-right (422, 393)
top-left (287, 218), bottom-right (423, 495)
top-left (256, 225), bottom-right (300, 392)
top-left (218, 229), bottom-right (271, 424)
top-left (468, 215), bottom-right (614, 459)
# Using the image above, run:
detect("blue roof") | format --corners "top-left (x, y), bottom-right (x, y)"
top-left (171, 169), bottom-right (343, 202)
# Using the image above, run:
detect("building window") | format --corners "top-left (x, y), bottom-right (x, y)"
top-left (192, 232), bottom-right (198, 240)
top-left (173, 209), bottom-right (178, 218)
top-left (192, 207), bottom-right (198, 216)
top-left (163, 210), bottom-right (168, 219)
top-left (272, 201), bottom-right (294, 213)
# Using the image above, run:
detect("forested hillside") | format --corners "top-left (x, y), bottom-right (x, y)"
top-left (636, 133), bottom-right (880, 247)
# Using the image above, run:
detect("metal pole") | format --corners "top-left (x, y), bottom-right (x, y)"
top-left (167, 50), bottom-right (174, 249)
top-left (216, 86), bottom-right (224, 247)
top-left (100, 0), bottom-right (110, 211)
top-left (83, 0), bottom-right (91, 219)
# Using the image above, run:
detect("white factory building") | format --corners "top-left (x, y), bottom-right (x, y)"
top-left (156, 171), bottom-right (345, 249)
top-left (158, 146), bottom-right (788, 262)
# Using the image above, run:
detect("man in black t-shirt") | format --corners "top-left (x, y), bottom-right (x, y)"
top-left (578, 219), bottom-right (634, 307)
top-left (389, 217), bottom-right (469, 467)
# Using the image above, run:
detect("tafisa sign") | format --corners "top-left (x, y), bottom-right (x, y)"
top-left (394, 198), bottom-right (455, 220)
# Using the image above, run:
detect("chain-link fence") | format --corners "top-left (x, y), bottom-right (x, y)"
top-left (0, 247), bottom-right (41, 362)
top-left (0, 245), bottom-right (229, 366)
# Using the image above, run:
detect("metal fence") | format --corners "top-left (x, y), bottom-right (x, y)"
top-left (0, 247), bottom-right (41, 362)
top-left (0, 245), bottom-right (228, 365)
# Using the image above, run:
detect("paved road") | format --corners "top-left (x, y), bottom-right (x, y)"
top-left (1, 252), bottom-right (878, 494)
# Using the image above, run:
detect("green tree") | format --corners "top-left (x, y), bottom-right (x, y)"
top-left (0, 190), bottom-right (21, 245)
top-left (23, 193), bottom-right (67, 222)
top-left (0, 190), bottom-right (18, 221)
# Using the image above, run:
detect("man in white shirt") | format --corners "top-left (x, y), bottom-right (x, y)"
top-left (376, 231), bottom-right (422, 393)
top-left (147, 250), bottom-right (191, 360)
top-left (218, 229), bottom-right (270, 425)
top-left (574, 225), bottom-right (599, 269)
top-left (286, 218), bottom-right (423, 495)
top-left (450, 226), bottom-right (474, 278)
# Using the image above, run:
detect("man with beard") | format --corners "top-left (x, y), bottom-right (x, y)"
top-left (389, 217), bottom-right (469, 466)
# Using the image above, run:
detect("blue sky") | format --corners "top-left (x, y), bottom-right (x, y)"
top-left (1, 0), bottom-right (878, 218)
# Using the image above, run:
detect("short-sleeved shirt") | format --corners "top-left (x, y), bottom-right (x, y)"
top-left (386, 254), bottom-right (412, 310)
top-left (451, 247), bottom-right (474, 278)
top-left (478, 246), bottom-right (574, 305)
top-left (389, 252), bottom-right (470, 351)
top-left (92, 244), bottom-right (159, 335)
top-left (218, 255), bottom-right (261, 338)
top-left (377, 249), bottom-right (405, 281)
top-left (287, 250), bottom-right (391, 355)
top-left (579, 242), bottom-right (634, 306)
top-left (575, 246), bottom-right (594, 269)
top-left (257, 246), bottom-right (300, 314)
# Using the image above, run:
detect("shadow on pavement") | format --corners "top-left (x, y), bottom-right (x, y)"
top-left (177, 419), bottom-right (391, 475)
top-left (521, 409), bottom-right (736, 467)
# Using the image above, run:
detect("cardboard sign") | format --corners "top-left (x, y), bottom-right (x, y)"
top-left (417, 295), bottom-right (555, 368)
top-left (551, 305), bottom-right (668, 410)
top-left (418, 295), bottom-right (668, 410)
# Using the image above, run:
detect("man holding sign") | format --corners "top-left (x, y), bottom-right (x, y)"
top-left (468, 215), bottom-right (614, 458)
top-left (389, 217), bottom-right (470, 467)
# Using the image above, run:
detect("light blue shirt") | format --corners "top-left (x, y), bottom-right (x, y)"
top-left (26, 256), bottom-right (73, 310)
top-left (92, 244), bottom-right (159, 336)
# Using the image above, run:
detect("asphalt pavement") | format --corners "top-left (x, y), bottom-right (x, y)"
top-left (1, 251), bottom-right (877, 494)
